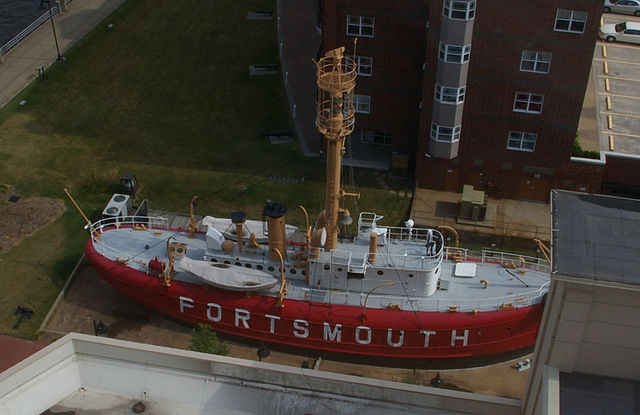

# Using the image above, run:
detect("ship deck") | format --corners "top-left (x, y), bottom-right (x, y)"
top-left (91, 218), bottom-right (550, 313)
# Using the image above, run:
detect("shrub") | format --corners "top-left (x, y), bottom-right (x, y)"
top-left (190, 323), bottom-right (230, 356)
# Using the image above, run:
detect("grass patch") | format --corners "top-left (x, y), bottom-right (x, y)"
top-left (572, 134), bottom-right (600, 159)
top-left (0, 0), bottom-right (413, 338)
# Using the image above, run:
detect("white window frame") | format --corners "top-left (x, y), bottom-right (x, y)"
top-left (554, 9), bottom-right (587, 34)
top-left (360, 131), bottom-right (392, 145)
top-left (347, 15), bottom-right (375, 37)
top-left (513, 92), bottom-right (544, 114)
top-left (431, 123), bottom-right (461, 143)
top-left (443, 0), bottom-right (476, 20)
top-left (349, 55), bottom-right (373, 77)
top-left (520, 50), bottom-right (551, 74)
top-left (434, 83), bottom-right (466, 104)
top-left (353, 94), bottom-right (371, 114)
top-left (438, 42), bottom-right (471, 64)
top-left (507, 131), bottom-right (537, 152)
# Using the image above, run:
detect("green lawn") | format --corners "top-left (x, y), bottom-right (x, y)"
top-left (0, 0), bottom-right (413, 338)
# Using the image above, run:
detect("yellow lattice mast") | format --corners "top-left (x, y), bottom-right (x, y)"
top-left (315, 46), bottom-right (358, 251)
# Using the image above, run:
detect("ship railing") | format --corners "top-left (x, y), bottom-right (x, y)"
top-left (443, 246), bottom-right (468, 261)
top-left (357, 212), bottom-right (446, 245)
top-left (310, 280), bottom-right (550, 312)
top-left (480, 250), bottom-right (550, 273)
top-left (442, 247), bottom-right (550, 273)
top-left (89, 215), bottom-right (170, 239)
top-left (372, 251), bottom-right (442, 271)
top-left (425, 281), bottom-right (552, 312)
top-left (316, 248), bottom-right (442, 272)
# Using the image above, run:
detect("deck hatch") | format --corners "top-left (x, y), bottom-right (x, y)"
top-left (454, 263), bottom-right (476, 278)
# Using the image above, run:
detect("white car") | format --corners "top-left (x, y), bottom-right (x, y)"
top-left (604, 0), bottom-right (640, 16)
top-left (599, 21), bottom-right (640, 44)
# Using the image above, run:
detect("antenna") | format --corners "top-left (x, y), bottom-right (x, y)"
top-left (353, 37), bottom-right (358, 59)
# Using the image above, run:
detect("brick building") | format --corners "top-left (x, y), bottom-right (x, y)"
top-left (321, 0), bottom-right (610, 201)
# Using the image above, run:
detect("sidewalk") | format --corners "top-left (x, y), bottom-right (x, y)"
top-left (411, 188), bottom-right (551, 242)
top-left (0, 0), bottom-right (127, 109)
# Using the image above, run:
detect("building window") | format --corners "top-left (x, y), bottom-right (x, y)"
top-left (507, 131), bottom-right (536, 152)
top-left (554, 9), bottom-right (587, 34)
top-left (349, 55), bottom-right (373, 77)
top-left (520, 51), bottom-right (551, 74)
top-left (439, 42), bottom-right (471, 64)
top-left (360, 131), bottom-right (392, 145)
top-left (434, 84), bottom-right (466, 104)
top-left (443, 0), bottom-right (476, 20)
top-left (353, 94), bottom-right (370, 114)
top-left (431, 123), bottom-right (461, 142)
top-left (513, 92), bottom-right (544, 114)
top-left (347, 15), bottom-right (374, 37)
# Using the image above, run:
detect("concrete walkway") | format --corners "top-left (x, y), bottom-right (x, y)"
top-left (0, 0), bottom-right (127, 109)
top-left (411, 189), bottom-right (551, 242)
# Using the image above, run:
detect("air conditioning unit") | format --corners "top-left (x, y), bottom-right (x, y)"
top-left (102, 193), bottom-right (132, 219)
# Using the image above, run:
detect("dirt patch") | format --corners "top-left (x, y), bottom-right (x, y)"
top-left (0, 188), bottom-right (66, 257)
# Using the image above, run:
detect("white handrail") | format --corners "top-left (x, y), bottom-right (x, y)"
top-left (0, 7), bottom-right (58, 56)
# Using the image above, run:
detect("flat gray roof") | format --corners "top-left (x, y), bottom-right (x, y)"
top-left (551, 190), bottom-right (640, 285)
top-left (560, 372), bottom-right (640, 415)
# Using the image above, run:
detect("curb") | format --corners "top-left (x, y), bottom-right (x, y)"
top-left (37, 253), bottom-right (85, 335)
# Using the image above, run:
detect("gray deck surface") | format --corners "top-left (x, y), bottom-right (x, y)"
top-left (551, 190), bottom-right (640, 285)
top-left (94, 219), bottom-right (549, 313)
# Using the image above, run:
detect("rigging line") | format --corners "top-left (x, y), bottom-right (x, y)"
top-left (504, 267), bottom-right (529, 288)
top-left (191, 159), bottom-right (284, 220)
top-left (123, 229), bottom-right (181, 263)
top-left (122, 161), bottom-right (284, 263)
top-left (378, 243), bottom-right (425, 329)
top-left (347, 134), bottom-right (358, 215)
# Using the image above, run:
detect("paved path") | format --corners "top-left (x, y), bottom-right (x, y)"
top-left (0, 0), bottom-right (127, 109)
top-left (411, 188), bottom-right (551, 242)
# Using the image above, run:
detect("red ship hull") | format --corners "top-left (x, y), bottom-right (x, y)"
top-left (86, 239), bottom-right (543, 360)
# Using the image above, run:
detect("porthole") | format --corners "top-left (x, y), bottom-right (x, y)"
top-left (323, 264), bottom-right (330, 270)
top-left (408, 273), bottom-right (414, 278)
top-left (290, 269), bottom-right (296, 275)
top-left (211, 258), bottom-right (218, 262)
top-left (235, 262), bottom-right (241, 266)
top-left (257, 265), bottom-right (263, 270)
top-left (377, 270), bottom-right (384, 276)
top-left (337, 267), bottom-right (343, 272)
top-left (268, 266), bottom-right (275, 272)
top-left (224, 260), bottom-right (230, 264)
top-left (301, 270), bottom-right (306, 276)
top-left (245, 263), bottom-right (252, 268)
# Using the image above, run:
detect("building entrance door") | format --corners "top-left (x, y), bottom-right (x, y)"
top-left (462, 171), bottom-right (485, 190)
top-left (443, 168), bottom-right (460, 192)
top-left (517, 176), bottom-right (551, 202)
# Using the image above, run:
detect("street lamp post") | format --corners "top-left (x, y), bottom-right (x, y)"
top-left (42, 0), bottom-right (63, 61)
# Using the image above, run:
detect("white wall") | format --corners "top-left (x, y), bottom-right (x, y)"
top-left (1, 333), bottom-right (522, 415)
top-left (523, 277), bottom-right (640, 415)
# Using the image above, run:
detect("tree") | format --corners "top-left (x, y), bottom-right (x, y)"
top-left (190, 323), bottom-right (230, 356)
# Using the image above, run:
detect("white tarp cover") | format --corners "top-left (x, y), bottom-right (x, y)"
top-left (176, 256), bottom-right (278, 292)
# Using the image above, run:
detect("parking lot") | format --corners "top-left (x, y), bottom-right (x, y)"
top-left (592, 13), bottom-right (640, 155)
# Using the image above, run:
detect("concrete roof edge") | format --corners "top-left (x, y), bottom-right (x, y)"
top-left (1, 333), bottom-right (522, 414)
